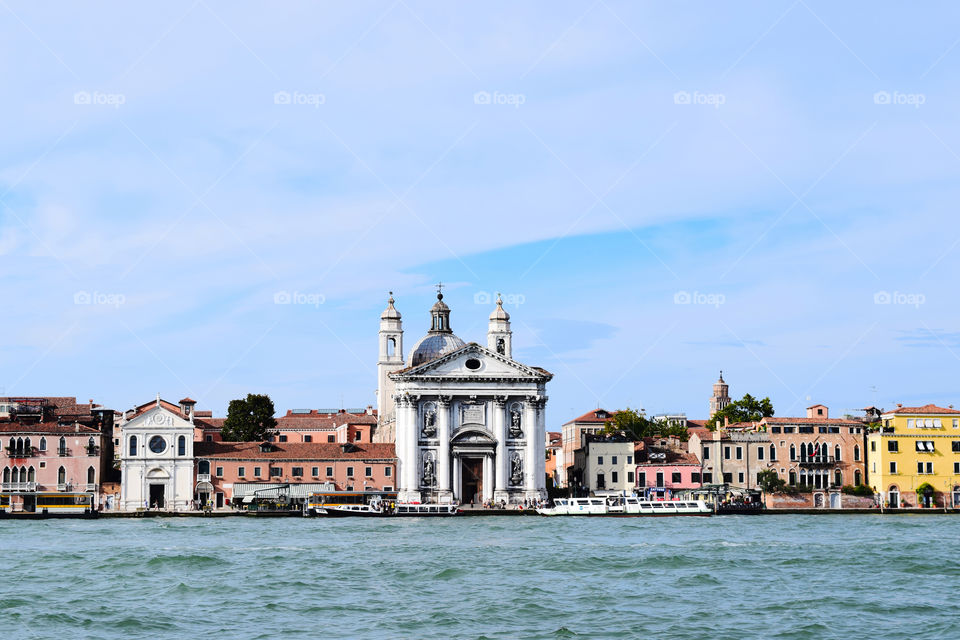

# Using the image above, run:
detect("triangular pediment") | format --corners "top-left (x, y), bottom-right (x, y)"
top-left (125, 404), bottom-right (192, 431)
top-left (393, 343), bottom-right (551, 381)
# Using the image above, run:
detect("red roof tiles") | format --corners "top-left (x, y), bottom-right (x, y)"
top-left (194, 441), bottom-right (396, 461)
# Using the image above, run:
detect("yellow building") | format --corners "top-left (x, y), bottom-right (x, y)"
top-left (867, 404), bottom-right (960, 508)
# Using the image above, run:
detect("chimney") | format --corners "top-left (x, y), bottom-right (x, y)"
top-left (724, 416), bottom-right (729, 428)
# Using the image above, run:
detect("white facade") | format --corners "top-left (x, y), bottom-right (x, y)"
top-left (382, 292), bottom-right (551, 504)
top-left (119, 399), bottom-right (195, 511)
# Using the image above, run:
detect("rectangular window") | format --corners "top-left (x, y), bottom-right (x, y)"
top-left (270, 467), bottom-right (282, 477)
top-left (799, 426), bottom-right (814, 434)
top-left (611, 456), bottom-right (618, 465)
top-left (672, 472), bottom-right (681, 484)
top-left (385, 466), bottom-right (392, 477)
top-left (771, 426), bottom-right (781, 433)
top-left (326, 466), bottom-right (334, 477)
top-left (818, 427), bottom-right (827, 434)
top-left (953, 441), bottom-right (960, 453)
top-left (724, 446), bottom-right (731, 460)
top-left (954, 419), bottom-right (959, 429)
top-left (346, 466), bottom-right (354, 477)
top-left (916, 441), bottom-right (935, 452)
top-left (918, 461), bottom-right (933, 474)
top-left (738, 472), bottom-right (744, 484)
top-left (757, 447), bottom-right (765, 461)
top-left (355, 431), bottom-right (362, 442)
top-left (311, 466), bottom-right (319, 477)
top-left (907, 419), bottom-right (915, 428)
top-left (626, 455), bottom-right (632, 465)
top-left (254, 466), bottom-right (261, 477)
top-left (327, 435), bottom-right (335, 442)
top-left (365, 466), bottom-right (372, 477)
top-left (692, 472), bottom-right (701, 484)
top-left (889, 461), bottom-right (897, 474)
top-left (291, 467), bottom-right (303, 477)
top-left (597, 456), bottom-right (603, 465)
top-left (723, 472), bottom-right (732, 483)
top-left (238, 466), bottom-right (246, 477)
top-left (783, 427), bottom-right (795, 433)
top-left (627, 471), bottom-right (634, 483)
top-left (278, 435), bottom-right (288, 442)
top-left (871, 440), bottom-right (876, 452)
top-left (611, 471), bottom-right (619, 483)
top-left (303, 435), bottom-right (312, 443)
top-left (638, 472), bottom-right (646, 486)
top-left (736, 447), bottom-right (743, 460)
top-left (888, 440), bottom-right (899, 452)
top-left (215, 466), bottom-right (223, 478)
top-left (702, 447), bottom-right (710, 460)
top-left (955, 462), bottom-right (960, 474)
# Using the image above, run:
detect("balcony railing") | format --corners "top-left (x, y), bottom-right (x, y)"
top-left (1, 482), bottom-right (37, 492)
top-left (197, 474), bottom-right (211, 483)
top-left (4, 447), bottom-right (36, 458)
top-left (86, 483), bottom-right (97, 492)
top-left (85, 446), bottom-right (100, 457)
top-left (58, 448), bottom-right (70, 457)
top-left (799, 455), bottom-right (836, 466)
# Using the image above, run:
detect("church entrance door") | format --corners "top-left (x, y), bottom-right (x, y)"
top-left (461, 457), bottom-right (483, 505)
top-left (149, 484), bottom-right (165, 509)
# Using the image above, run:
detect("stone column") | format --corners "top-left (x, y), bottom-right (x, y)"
top-left (535, 396), bottom-right (547, 497)
top-left (407, 397), bottom-right (420, 494)
top-left (452, 455), bottom-right (461, 501)
top-left (523, 398), bottom-right (537, 492)
top-left (394, 395), bottom-right (407, 493)
top-left (483, 455), bottom-right (494, 502)
top-left (493, 396), bottom-right (508, 503)
top-left (437, 396), bottom-right (452, 501)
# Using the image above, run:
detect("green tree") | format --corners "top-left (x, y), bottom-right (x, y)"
top-left (220, 394), bottom-right (278, 442)
top-left (601, 408), bottom-right (689, 441)
top-left (707, 393), bottom-right (774, 430)
top-left (757, 469), bottom-right (787, 494)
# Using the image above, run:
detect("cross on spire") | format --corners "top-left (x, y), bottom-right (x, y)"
top-left (436, 281), bottom-right (444, 299)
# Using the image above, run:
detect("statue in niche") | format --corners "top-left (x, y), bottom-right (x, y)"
top-left (510, 452), bottom-right (523, 486)
top-left (422, 454), bottom-right (435, 486)
top-left (496, 337), bottom-right (505, 355)
top-left (509, 406), bottom-right (523, 438)
top-left (421, 407), bottom-right (437, 438)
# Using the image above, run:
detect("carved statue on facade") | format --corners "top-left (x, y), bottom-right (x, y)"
top-left (421, 407), bottom-right (437, 438)
top-left (509, 406), bottom-right (523, 438)
top-left (510, 452), bottom-right (523, 486)
top-left (496, 337), bottom-right (505, 355)
top-left (422, 454), bottom-right (436, 486)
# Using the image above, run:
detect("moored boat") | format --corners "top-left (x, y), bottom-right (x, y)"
top-left (322, 501), bottom-right (460, 517)
top-left (536, 496), bottom-right (711, 517)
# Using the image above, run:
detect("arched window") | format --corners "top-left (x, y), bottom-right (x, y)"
top-left (788, 470), bottom-right (797, 485)
top-left (58, 436), bottom-right (66, 456)
top-left (834, 469), bottom-right (842, 487)
top-left (27, 467), bottom-right (35, 482)
top-left (178, 435), bottom-right (186, 456)
top-left (57, 466), bottom-right (66, 485)
top-left (769, 444), bottom-right (777, 461)
top-left (10, 467), bottom-right (18, 483)
top-left (87, 466), bottom-right (95, 484)
top-left (7, 437), bottom-right (13, 452)
top-left (88, 437), bottom-right (95, 451)
top-left (2, 467), bottom-right (8, 483)
top-left (16, 437), bottom-right (23, 455)
top-left (834, 445), bottom-right (841, 461)
top-left (596, 472), bottom-right (605, 489)
top-left (198, 460), bottom-right (210, 475)
top-left (854, 444), bottom-right (861, 462)
top-left (790, 444), bottom-right (796, 461)
top-left (387, 337), bottom-right (396, 357)
top-left (854, 469), bottom-right (862, 486)
top-left (23, 437), bottom-right (31, 453)
top-left (39, 437), bottom-right (46, 452)
top-left (129, 435), bottom-right (137, 457)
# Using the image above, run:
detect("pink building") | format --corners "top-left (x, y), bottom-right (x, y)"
top-left (191, 408), bottom-right (378, 445)
top-left (0, 396), bottom-right (115, 508)
top-left (193, 440), bottom-right (397, 508)
top-left (635, 438), bottom-right (703, 499)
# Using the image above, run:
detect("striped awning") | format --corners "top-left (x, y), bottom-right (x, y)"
top-left (232, 482), bottom-right (335, 499)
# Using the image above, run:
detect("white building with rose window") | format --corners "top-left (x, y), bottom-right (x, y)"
top-left (377, 289), bottom-right (552, 505)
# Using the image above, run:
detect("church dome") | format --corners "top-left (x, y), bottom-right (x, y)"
top-left (489, 294), bottom-right (510, 321)
top-left (381, 293), bottom-right (401, 320)
top-left (408, 332), bottom-right (466, 367)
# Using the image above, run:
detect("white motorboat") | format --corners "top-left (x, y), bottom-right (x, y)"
top-left (536, 496), bottom-right (711, 517)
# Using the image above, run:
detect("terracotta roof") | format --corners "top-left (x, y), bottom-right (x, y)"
top-left (885, 404), bottom-right (960, 415)
top-left (807, 404), bottom-right (828, 409)
top-left (179, 397), bottom-right (196, 404)
top-left (195, 441), bottom-right (396, 461)
top-left (564, 409), bottom-right (616, 425)
top-left (0, 421), bottom-right (99, 434)
top-left (762, 417), bottom-right (862, 426)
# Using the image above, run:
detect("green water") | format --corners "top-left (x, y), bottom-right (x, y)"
top-left (1, 515), bottom-right (957, 639)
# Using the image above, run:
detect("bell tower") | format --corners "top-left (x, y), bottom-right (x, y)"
top-left (377, 293), bottom-right (404, 436)
top-left (487, 293), bottom-right (512, 358)
top-left (709, 370), bottom-right (731, 418)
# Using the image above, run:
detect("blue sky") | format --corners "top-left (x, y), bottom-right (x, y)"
top-left (2, 1), bottom-right (960, 427)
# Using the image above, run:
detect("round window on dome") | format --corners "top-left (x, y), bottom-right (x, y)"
top-left (465, 358), bottom-right (482, 370)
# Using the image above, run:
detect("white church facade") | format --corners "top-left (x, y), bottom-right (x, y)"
top-left (377, 290), bottom-right (552, 505)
